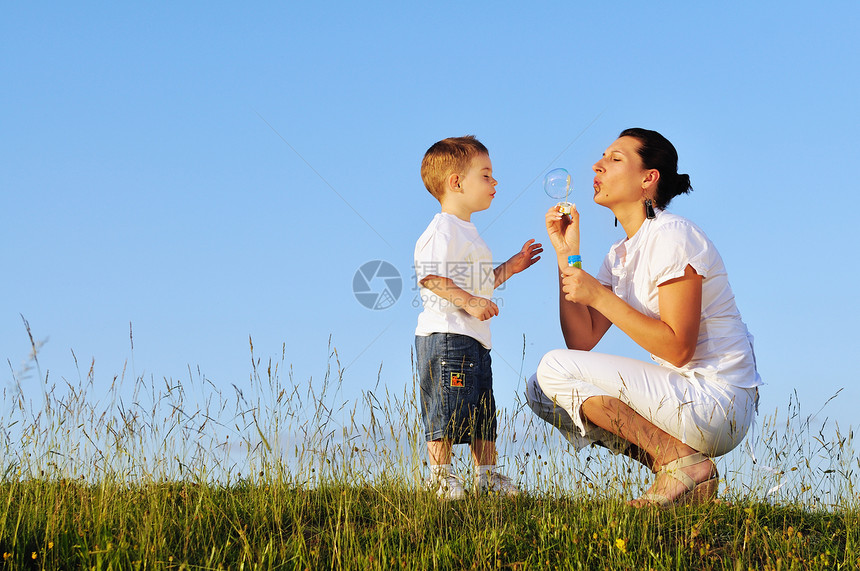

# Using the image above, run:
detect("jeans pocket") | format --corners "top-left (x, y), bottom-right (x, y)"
top-left (440, 357), bottom-right (476, 437)
top-left (440, 357), bottom-right (475, 395)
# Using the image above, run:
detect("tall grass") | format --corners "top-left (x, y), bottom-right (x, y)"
top-left (2, 323), bottom-right (858, 569)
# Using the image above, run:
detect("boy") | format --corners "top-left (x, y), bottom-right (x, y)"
top-left (414, 136), bottom-right (542, 499)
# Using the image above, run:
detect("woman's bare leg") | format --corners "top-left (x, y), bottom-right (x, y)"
top-left (581, 395), bottom-right (716, 505)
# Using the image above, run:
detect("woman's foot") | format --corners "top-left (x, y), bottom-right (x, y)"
top-left (629, 452), bottom-right (717, 508)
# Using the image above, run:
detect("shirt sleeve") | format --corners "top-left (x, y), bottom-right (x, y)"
top-left (649, 219), bottom-right (712, 286)
top-left (414, 224), bottom-right (454, 284)
top-left (596, 251), bottom-right (614, 288)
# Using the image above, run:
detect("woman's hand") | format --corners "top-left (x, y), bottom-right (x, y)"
top-left (545, 206), bottom-right (580, 265)
top-left (560, 265), bottom-right (604, 307)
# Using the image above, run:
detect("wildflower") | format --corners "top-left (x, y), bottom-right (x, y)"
top-left (3, 553), bottom-right (11, 561)
top-left (48, 542), bottom-right (54, 549)
top-left (615, 538), bottom-right (627, 553)
top-left (31, 552), bottom-right (37, 560)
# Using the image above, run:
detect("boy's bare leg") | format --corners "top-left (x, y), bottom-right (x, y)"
top-left (426, 439), bottom-right (466, 498)
top-left (581, 395), bottom-right (715, 504)
top-left (427, 439), bottom-right (453, 465)
top-left (470, 438), bottom-right (496, 466)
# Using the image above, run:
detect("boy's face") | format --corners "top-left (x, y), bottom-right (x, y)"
top-left (455, 153), bottom-right (497, 214)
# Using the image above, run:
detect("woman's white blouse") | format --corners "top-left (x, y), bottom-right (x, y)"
top-left (596, 211), bottom-right (762, 388)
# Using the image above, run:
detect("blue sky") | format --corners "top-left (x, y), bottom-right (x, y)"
top-left (3, 2), bottom-right (859, 445)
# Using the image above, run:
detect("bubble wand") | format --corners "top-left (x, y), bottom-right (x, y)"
top-left (544, 167), bottom-right (573, 215)
top-left (544, 168), bottom-right (581, 269)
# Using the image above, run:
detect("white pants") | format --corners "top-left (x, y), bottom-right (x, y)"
top-left (526, 349), bottom-right (758, 457)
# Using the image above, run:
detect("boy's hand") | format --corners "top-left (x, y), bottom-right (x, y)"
top-left (420, 275), bottom-right (498, 320)
top-left (507, 239), bottom-right (543, 274)
top-left (463, 296), bottom-right (499, 321)
top-left (494, 239), bottom-right (543, 288)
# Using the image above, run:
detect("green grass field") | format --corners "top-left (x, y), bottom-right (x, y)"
top-left (3, 479), bottom-right (858, 569)
top-left (2, 335), bottom-right (858, 569)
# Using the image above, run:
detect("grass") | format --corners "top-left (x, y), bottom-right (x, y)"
top-left (2, 325), bottom-right (859, 569)
top-left (3, 480), bottom-right (859, 569)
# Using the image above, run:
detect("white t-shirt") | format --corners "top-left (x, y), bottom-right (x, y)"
top-left (414, 212), bottom-right (495, 349)
top-left (596, 210), bottom-right (762, 389)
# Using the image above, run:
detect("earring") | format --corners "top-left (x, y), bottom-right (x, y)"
top-left (644, 198), bottom-right (656, 220)
top-left (614, 217), bottom-right (618, 227)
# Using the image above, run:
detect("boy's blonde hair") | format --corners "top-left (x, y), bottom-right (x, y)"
top-left (420, 136), bottom-right (489, 201)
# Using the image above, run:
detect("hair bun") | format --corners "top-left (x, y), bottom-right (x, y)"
top-left (674, 173), bottom-right (693, 199)
top-left (619, 128), bottom-right (694, 209)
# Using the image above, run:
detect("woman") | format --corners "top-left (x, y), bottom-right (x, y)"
top-left (526, 128), bottom-right (761, 506)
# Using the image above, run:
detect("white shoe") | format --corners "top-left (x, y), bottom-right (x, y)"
top-left (477, 471), bottom-right (520, 496)
top-left (425, 472), bottom-right (466, 500)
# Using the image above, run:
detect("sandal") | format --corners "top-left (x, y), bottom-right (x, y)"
top-left (636, 452), bottom-right (718, 508)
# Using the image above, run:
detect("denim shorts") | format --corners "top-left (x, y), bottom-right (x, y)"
top-left (415, 333), bottom-right (496, 444)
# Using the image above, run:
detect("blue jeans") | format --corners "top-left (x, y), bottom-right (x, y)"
top-left (416, 333), bottom-right (496, 444)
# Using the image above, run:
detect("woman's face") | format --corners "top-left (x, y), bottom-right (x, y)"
top-left (591, 136), bottom-right (649, 208)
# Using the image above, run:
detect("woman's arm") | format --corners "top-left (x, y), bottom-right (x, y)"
top-left (562, 264), bottom-right (703, 366)
top-left (544, 206), bottom-right (613, 349)
top-left (558, 272), bottom-right (613, 350)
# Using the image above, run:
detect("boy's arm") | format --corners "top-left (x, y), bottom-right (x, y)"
top-left (494, 239), bottom-right (543, 289)
top-left (420, 276), bottom-right (499, 321)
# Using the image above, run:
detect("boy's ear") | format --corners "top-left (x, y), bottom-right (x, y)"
top-left (446, 172), bottom-right (461, 192)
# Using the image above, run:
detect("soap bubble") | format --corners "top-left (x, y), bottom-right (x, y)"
top-left (544, 168), bottom-right (573, 214)
top-left (544, 168), bottom-right (571, 200)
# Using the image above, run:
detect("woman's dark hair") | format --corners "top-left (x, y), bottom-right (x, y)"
top-left (619, 128), bottom-right (693, 210)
